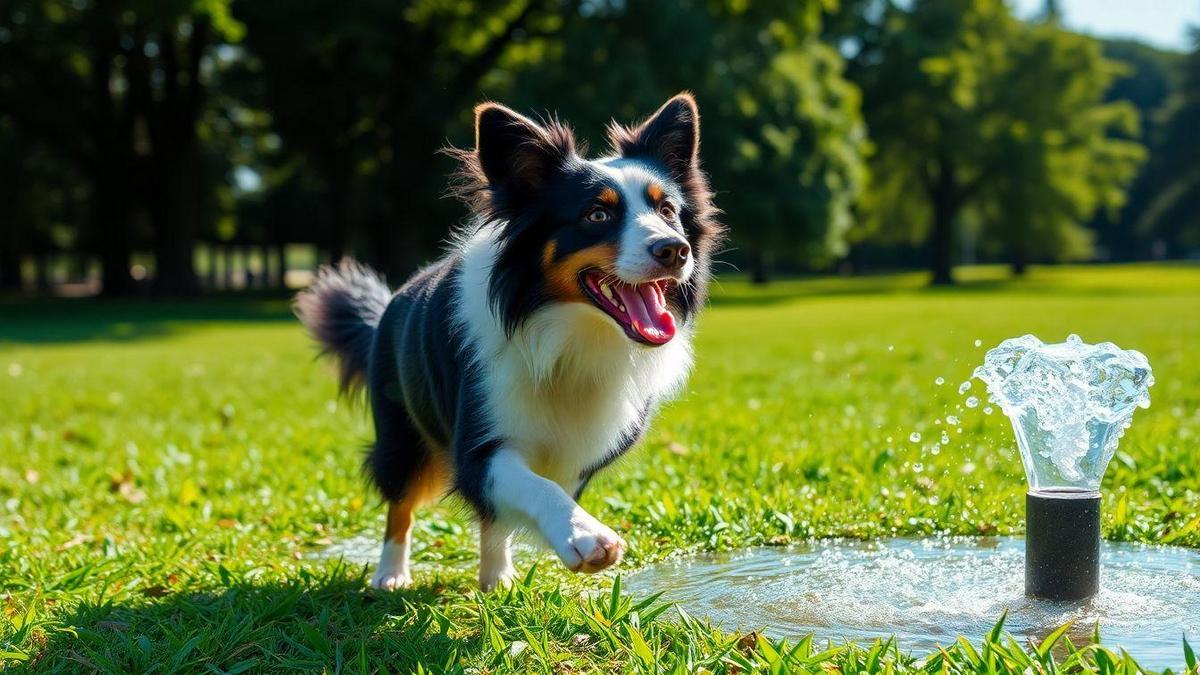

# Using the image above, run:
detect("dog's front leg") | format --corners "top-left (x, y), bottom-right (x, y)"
top-left (488, 448), bottom-right (625, 573)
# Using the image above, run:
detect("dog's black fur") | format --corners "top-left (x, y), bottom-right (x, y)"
top-left (296, 93), bottom-right (722, 589)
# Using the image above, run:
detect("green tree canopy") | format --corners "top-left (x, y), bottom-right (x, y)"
top-left (853, 0), bottom-right (1145, 283)
top-left (488, 0), bottom-right (870, 281)
top-left (1137, 29), bottom-right (1200, 253)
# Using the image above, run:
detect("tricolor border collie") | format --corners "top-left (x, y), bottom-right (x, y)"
top-left (296, 93), bottom-right (722, 590)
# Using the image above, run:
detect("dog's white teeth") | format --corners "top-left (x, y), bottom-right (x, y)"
top-left (618, 304), bottom-right (626, 313)
top-left (601, 282), bottom-right (615, 302)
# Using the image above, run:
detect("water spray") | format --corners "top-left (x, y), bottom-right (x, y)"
top-left (974, 334), bottom-right (1154, 601)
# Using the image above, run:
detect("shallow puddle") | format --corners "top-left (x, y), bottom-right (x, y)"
top-left (625, 537), bottom-right (1200, 670)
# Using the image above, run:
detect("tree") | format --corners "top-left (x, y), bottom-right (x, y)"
top-left (854, 0), bottom-right (1143, 283)
top-left (983, 24), bottom-right (1144, 274)
top-left (1136, 29), bottom-right (1200, 255)
top-left (500, 0), bottom-right (869, 282)
top-left (233, 0), bottom-right (566, 280)
top-left (1090, 39), bottom-right (1181, 260)
top-left (0, 0), bottom-right (244, 296)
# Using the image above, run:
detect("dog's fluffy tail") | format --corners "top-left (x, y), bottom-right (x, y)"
top-left (294, 258), bottom-right (392, 396)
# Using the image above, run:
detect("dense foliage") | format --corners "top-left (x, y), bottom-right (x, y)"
top-left (0, 0), bottom-right (1196, 293)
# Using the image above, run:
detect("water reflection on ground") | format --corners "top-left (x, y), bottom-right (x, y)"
top-left (626, 537), bottom-right (1200, 670)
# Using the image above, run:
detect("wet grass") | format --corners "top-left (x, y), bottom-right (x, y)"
top-left (2, 263), bottom-right (1199, 673)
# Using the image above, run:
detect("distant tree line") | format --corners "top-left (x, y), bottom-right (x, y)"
top-left (1, 0), bottom-right (1197, 295)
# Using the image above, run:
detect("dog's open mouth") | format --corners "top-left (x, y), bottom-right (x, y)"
top-left (579, 269), bottom-right (677, 346)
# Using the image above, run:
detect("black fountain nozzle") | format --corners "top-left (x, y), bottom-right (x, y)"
top-left (1025, 489), bottom-right (1101, 601)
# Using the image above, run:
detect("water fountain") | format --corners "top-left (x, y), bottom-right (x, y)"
top-left (626, 334), bottom-right (1200, 668)
top-left (973, 334), bottom-right (1154, 601)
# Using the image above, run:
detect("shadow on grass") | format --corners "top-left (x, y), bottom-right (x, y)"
top-left (30, 566), bottom-right (481, 672)
top-left (0, 295), bottom-right (296, 344)
top-left (707, 270), bottom-right (1189, 308)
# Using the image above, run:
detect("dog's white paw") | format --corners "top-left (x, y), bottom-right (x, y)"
top-left (479, 565), bottom-right (518, 592)
top-left (370, 569), bottom-right (413, 591)
top-left (555, 516), bottom-right (625, 573)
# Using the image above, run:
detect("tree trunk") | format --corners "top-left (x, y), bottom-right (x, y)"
top-left (222, 245), bottom-right (233, 290)
top-left (0, 242), bottom-right (21, 292)
top-left (926, 157), bottom-right (959, 286)
top-left (205, 243), bottom-right (218, 290)
top-left (750, 248), bottom-right (770, 284)
top-left (34, 253), bottom-right (51, 293)
top-left (96, 183), bottom-right (136, 297)
top-left (929, 196), bottom-right (956, 285)
top-left (1010, 242), bottom-right (1029, 276)
top-left (150, 142), bottom-right (201, 296)
top-left (259, 242), bottom-right (272, 289)
top-left (274, 241), bottom-right (287, 288)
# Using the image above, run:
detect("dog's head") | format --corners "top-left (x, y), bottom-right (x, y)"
top-left (450, 93), bottom-right (723, 347)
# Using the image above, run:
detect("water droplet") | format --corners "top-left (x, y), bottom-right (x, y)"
top-left (912, 463), bottom-right (924, 473)
top-left (888, 345), bottom-right (894, 352)
top-left (958, 381), bottom-right (972, 395)
top-left (940, 431), bottom-right (950, 444)
top-left (946, 415), bottom-right (960, 425)
top-left (909, 432), bottom-right (922, 443)
top-left (974, 339), bottom-right (983, 347)
top-left (965, 396), bottom-right (979, 408)
top-left (935, 377), bottom-right (945, 386)
top-left (983, 406), bottom-right (993, 415)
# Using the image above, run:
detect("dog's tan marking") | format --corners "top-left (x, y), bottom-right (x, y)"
top-left (542, 243), bottom-right (619, 303)
top-left (646, 182), bottom-right (664, 203)
top-left (542, 241), bottom-right (557, 269)
top-left (598, 187), bottom-right (619, 207)
top-left (383, 453), bottom-right (449, 544)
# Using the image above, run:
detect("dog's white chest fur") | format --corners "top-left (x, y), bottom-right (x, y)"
top-left (453, 225), bottom-right (692, 488)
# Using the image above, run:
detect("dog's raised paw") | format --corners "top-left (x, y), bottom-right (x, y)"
top-left (370, 570), bottom-right (413, 591)
top-left (558, 519), bottom-right (625, 573)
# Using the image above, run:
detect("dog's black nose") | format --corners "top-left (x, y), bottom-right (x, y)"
top-left (649, 237), bottom-right (690, 270)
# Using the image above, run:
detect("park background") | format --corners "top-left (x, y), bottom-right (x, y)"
top-left (3, 0), bottom-right (1200, 673)
top-left (1, 0), bottom-right (1199, 294)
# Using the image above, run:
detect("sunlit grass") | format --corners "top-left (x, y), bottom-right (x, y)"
top-left (2, 263), bottom-right (1199, 672)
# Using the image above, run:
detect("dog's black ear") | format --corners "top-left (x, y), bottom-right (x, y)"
top-left (608, 93), bottom-right (700, 179)
top-left (475, 103), bottom-right (575, 197)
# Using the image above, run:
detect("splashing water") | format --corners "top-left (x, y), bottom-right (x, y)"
top-left (973, 334), bottom-right (1154, 491)
top-left (626, 538), bottom-right (1200, 671)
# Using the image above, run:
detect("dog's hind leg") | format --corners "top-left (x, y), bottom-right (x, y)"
top-left (373, 497), bottom-right (417, 590)
top-left (366, 379), bottom-right (448, 590)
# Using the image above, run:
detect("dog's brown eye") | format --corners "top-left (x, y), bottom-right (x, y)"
top-left (658, 202), bottom-right (676, 221)
top-left (586, 206), bottom-right (610, 223)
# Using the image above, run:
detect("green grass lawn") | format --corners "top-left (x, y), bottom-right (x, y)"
top-left (2, 264), bottom-right (1199, 673)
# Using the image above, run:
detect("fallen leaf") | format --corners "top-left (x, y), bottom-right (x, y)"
top-left (569, 633), bottom-right (591, 650)
top-left (109, 471), bottom-right (146, 504)
top-left (736, 631), bottom-right (758, 655)
top-left (118, 482), bottom-right (147, 504)
top-left (668, 442), bottom-right (689, 456)
top-left (55, 533), bottom-right (92, 552)
top-left (217, 518), bottom-right (237, 529)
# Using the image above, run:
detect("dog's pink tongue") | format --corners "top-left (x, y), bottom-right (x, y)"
top-left (613, 283), bottom-right (676, 344)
